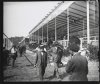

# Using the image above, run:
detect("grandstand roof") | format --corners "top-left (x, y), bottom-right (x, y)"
top-left (29, 1), bottom-right (99, 39)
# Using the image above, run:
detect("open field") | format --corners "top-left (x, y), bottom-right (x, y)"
top-left (3, 50), bottom-right (99, 82)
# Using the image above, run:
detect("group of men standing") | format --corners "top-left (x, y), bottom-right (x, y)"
top-left (34, 36), bottom-right (89, 81)
top-left (3, 36), bottom-right (89, 81)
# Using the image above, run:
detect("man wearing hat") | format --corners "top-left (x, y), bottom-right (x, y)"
top-left (48, 41), bottom-right (63, 80)
top-left (34, 40), bottom-right (48, 81)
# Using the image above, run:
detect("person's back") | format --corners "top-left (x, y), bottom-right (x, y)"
top-left (64, 36), bottom-right (88, 81)
top-left (67, 53), bottom-right (88, 81)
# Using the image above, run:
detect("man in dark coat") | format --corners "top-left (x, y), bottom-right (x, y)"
top-left (19, 45), bottom-right (26, 57)
top-left (3, 47), bottom-right (10, 67)
top-left (54, 41), bottom-right (63, 67)
top-left (63, 36), bottom-right (88, 81)
top-left (34, 42), bottom-right (48, 81)
top-left (19, 46), bottom-right (22, 57)
top-left (48, 41), bottom-right (63, 79)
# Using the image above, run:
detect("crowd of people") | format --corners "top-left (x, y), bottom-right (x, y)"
top-left (3, 44), bottom-right (26, 68)
top-left (3, 36), bottom-right (98, 81)
top-left (33, 36), bottom-right (89, 81)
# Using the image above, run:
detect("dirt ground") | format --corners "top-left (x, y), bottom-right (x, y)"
top-left (3, 50), bottom-right (99, 82)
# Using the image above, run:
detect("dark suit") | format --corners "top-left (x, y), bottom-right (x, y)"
top-left (65, 53), bottom-right (88, 81)
top-left (3, 49), bottom-right (10, 67)
top-left (35, 46), bottom-right (47, 80)
top-left (19, 45), bottom-right (26, 57)
top-left (49, 46), bottom-right (63, 78)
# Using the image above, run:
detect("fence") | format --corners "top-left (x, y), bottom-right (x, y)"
top-left (58, 36), bottom-right (99, 49)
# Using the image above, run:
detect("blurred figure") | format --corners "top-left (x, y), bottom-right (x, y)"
top-left (63, 36), bottom-right (88, 81)
top-left (3, 47), bottom-right (10, 68)
top-left (10, 45), bottom-right (18, 67)
top-left (48, 41), bottom-right (63, 80)
top-left (47, 38), bottom-right (53, 49)
top-left (34, 40), bottom-right (48, 81)
top-left (19, 45), bottom-right (26, 57)
top-left (19, 46), bottom-right (23, 57)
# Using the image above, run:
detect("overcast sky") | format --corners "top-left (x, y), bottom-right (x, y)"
top-left (3, 1), bottom-right (61, 38)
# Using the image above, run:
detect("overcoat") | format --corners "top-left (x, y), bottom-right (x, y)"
top-left (34, 45), bottom-right (48, 80)
top-left (65, 53), bottom-right (88, 81)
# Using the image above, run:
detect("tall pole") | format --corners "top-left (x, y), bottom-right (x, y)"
top-left (33, 33), bottom-right (34, 42)
top-left (55, 17), bottom-right (57, 41)
top-left (32, 33), bottom-right (34, 41)
top-left (31, 34), bottom-right (32, 42)
top-left (38, 30), bottom-right (39, 44)
top-left (47, 23), bottom-right (48, 42)
top-left (83, 18), bottom-right (84, 37)
top-left (42, 26), bottom-right (43, 43)
top-left (35, 32), bottom-right (37, 42)
top-left (67, 8), bottom-right (69, 47)
top-left (87, 0), bottom-right (90, 44)
top-left (34, 32), bottom-right (36, 42)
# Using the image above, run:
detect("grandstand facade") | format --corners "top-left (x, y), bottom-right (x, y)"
top-left (28, 1), bottom-right (99, 49)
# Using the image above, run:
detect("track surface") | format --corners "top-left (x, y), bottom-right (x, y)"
top-left (3, 50), bottom-right (99, 82)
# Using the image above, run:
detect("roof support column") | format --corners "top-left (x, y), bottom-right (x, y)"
top-left (83, 18), bottom-right (84, 37)
top-left (55, 17), bottom-right (57, 41)
top-left (42, 26), bottom-right (43, 43)
top-left (47, 23), bottom-right (48, 42)
top-left (34, 32), bottom-right (35, 42)
top-left (29, 35), bottom-right (30, 42)
top-left (31, 34), bottom-right (32, 42)
top-left (35, 32), bottom-right (37, 42)
top-left (87, 0), bottom-right (90, 44)
top-left (33, 33), bottom-right (35, 42)
top-left (32, 33), bottom-right (34, 41)
top-left (38, 30), bottom-right (39, 44)
top-left (34, 32), bottom-right (36, 41)
top-left (67, 8), bottom-right (69, 47)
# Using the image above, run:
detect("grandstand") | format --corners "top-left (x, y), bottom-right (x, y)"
top-left (28, 1), bottom-right (99, 49)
